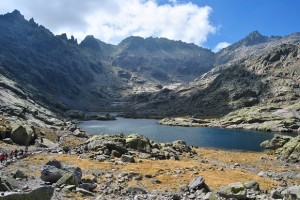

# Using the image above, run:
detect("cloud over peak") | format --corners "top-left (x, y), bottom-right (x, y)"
top-left (0, 0), bottom-right (216, 46)
top-left (213, 42), bottom-right (231, 52)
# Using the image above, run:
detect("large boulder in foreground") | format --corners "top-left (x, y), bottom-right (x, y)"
top-left (0, 174), bottom-right (19, 191)
top-left (40, 160), bottom-right (82, 184)
top-left (10, 125), bottom-right (36, 146)
top-left (0, 186), bottom-right (54, 200)
top-left (285, 185), bottom-right (300, 199)
top-left (218, 182), bottom-right (247, 200)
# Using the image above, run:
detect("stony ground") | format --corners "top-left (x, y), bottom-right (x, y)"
top-left (1, 137), bottom-right (299, 199)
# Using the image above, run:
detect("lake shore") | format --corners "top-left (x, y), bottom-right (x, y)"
top-left (0, 131), bottom-right (299, 199)
top-left (159, 113), bottom-right (300, 134)
top-left (78, 117), bottom-right (279, 152)
top-left (1, 113), bottom-right (299, 199)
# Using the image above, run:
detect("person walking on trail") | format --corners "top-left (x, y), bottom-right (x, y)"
top-left (13, 149), bottom-right (18, 159)
top-left (0, 153), bottom-right (4, 163)
top-left (40, 137), bottom-right (44, 143)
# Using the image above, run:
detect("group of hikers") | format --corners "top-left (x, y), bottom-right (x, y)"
top-left (0, 147), bottom-right (28, 164)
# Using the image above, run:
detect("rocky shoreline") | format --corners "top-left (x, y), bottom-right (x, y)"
top-left (159, 102), bottom-right (300, 134)
top-left (0, 113), bottom-right (299, 199)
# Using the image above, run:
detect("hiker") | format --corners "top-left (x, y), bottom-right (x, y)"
top-left (14, 149), bottom-right (18, 158)
top-left (4, 153), bottom-right (8, 161)
top-left (0, 153), bottom-right (4, 163)
top-left (40, 137), bottom-right (44, 143)
top-left (25, 146), bottom-right (28, 154)
top-left (20, 149), bottom-right (24, 156)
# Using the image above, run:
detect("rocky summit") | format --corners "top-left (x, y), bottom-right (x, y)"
top-left (0, 9), bottom-right (299, 200)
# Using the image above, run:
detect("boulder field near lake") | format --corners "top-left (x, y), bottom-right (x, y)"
top-left (0, 10), bottom-right (299, 199)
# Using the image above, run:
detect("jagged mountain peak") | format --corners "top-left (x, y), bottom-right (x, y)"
top-left (118, 36), bottom-right (210, 53)
top-left (11, 9), bottom-right (22, 16)
top-left (215, 31), bottom-right (300, 65)
top-left (241, 30), bottom-right (268, 46)
top-left (1, 9), bottom-right (25, 21)
top-left (80, 35), bottom-right (101, 51)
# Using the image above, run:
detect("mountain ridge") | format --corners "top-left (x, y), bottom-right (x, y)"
top-left (0, 10), bottom-right (299, 129)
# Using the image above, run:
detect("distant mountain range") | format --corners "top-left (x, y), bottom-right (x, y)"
top-left (0, 10), bottom-right (299, 125)
top-left (0, 10), bottom-right (216, 111)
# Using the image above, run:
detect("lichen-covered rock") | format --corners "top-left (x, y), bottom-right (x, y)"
top-left (188, 176), bottom-right (209, 192)
top-left (278, 136), bottom-right (300, 163)
top-left (40, 160), bottom-right (82, 184)
top-left (218, 182), bottom-right (247, 200)
top-left (285, 185), bottom-right (300, 199)
top-left (86, 134), bottom-right (127, 154)
top-left (83, 134), bottom-right (196, 161)
top-left (121, 154), bottom-right (135, 163)
top-left (54, 172), bottom-right (78, 187)
top-left (10, 125), bottom-right (36, 146)
top-left (125, 134), bottom-right (152, 153)
top-left (0, 174), bottom-right (19, 191)
top-left (0, 186), bottom-right (54, 200)
top-left (0, 124), bottom-right (11, 139)
top-left (260, 134), bottom-right (292, 149)
top-left (262, 135), bottom-right (300, 163)
top-left (40, 165), bottom-right (65, 183)
top-left (244, 180), bottom-right (260, 191)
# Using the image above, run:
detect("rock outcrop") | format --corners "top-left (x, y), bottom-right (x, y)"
top-left (218, 182), bottom-right (247, 200)
top-left (82, 134), bottom-right (196, 161)
top-left (0, 186), bottom-right (54, 200)
top-left (261, 135), bottom-right (300, 163)
top-left (10, 125), bottom-right (36, 146)
top-left (40, 160), bottom-right (82, 184)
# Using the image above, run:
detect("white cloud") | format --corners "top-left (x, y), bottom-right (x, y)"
top-left (213, 42), bottom-right (231, 52)
top-left (0, 0), bottom-right (216, 46)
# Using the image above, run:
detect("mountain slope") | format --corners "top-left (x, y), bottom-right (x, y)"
top-left (216, 30), bottom-right (300, 65)
top-left (0, 10), bottom-right (220, 112)
top-left (0, 9), bottom-right (299, 127)
top-left (0, 10), bottom-right (127, 111)
top-left (127, 43), bottom-right (300, 125)
top-left (110, 36), bottom-right (215, 83)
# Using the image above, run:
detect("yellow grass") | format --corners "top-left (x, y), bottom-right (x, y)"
top-left (26, 147), bottom-right (295, 192)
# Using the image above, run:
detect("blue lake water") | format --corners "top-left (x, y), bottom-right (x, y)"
top-left (78, 117), bottom-right (280, 152)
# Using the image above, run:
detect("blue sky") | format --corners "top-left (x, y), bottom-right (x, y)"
top-left (158, 0), bottom-right (300, 49)
top-left (1, 0), bottom-right (299, 51)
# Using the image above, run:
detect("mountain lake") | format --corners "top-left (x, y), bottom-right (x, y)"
top-left (78, 117), bottom-right (290, 152)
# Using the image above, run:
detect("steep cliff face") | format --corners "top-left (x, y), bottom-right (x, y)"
top-left (127, 43), bottom-right (300, 121)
